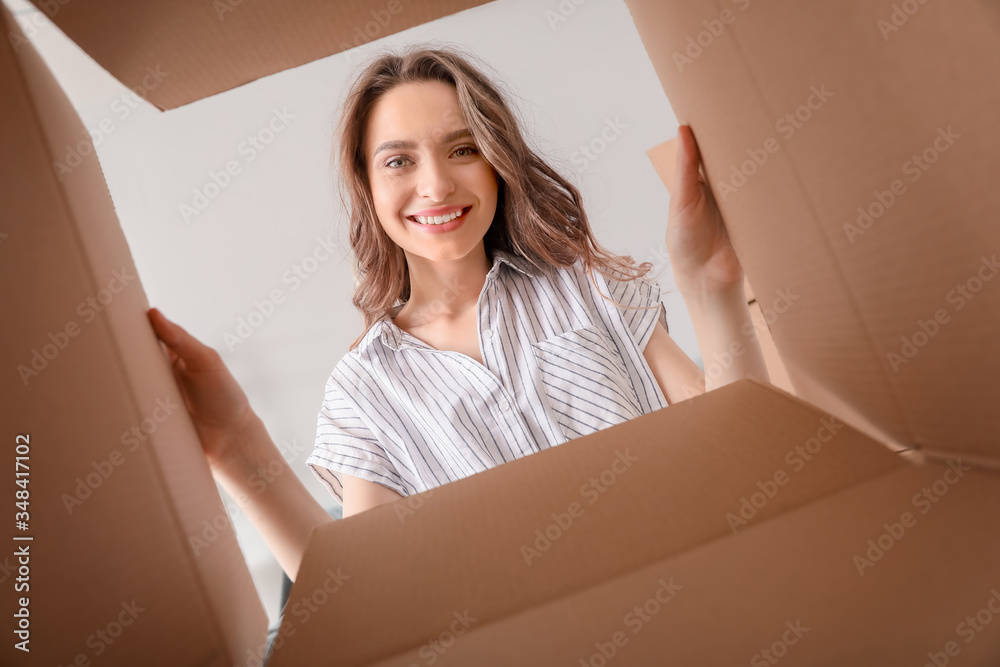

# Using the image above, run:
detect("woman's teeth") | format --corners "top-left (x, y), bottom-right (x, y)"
top-left (413, 208), bottom-right (465, 225)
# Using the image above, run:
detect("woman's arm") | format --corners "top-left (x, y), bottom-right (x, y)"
top-left (642, 320), bottom-right (705, 404)
top-left (341, 474), bottom-right (404, 518)
top-left (212, 412), bottom-right (334, 582)
top-left (655, 124), bottom-right (770, 396)
top-left (676, 277), bottom-right (769, 392)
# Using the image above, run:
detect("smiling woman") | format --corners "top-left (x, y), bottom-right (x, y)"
top-left (302, 44), bottom-right (766, 519)
top-left (146, 43), bottom-right (768, 588)
top-left (365, 79), bottom-right (499, 263)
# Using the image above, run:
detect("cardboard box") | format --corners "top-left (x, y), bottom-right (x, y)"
top-left (276, 381), bottom-right (1000, 665)
top-left (0, 4), bottom-right (269, 666)
top-left (3, 0), bottom-right (998, 665)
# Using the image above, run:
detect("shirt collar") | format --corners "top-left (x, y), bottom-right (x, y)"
top-left (354, 249), bottom-right (538, 356)
top-left (492, 248), bottom-right (538, 278)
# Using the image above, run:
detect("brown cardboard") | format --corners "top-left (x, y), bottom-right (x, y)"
top-left (644, 137), bottom-right (679, 201)
top-left (747, 300), bottom-right (794, 394)
top-left (6, 0), bottom-right (1000, 664)
top-left (27, 0), bottom-right (492, 110)
top-left (268, 379), bottom-right (912, 665)
top-left (626, 0), bottom-right (1000, 459)
top-left (0, 5), bottom-right (267, 665)
top-left (363, 462), bottom-right (1000, 666)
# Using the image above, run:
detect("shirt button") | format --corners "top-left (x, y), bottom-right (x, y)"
top-left (483, 329), bottom-right (494, 340)
top-left (499, 400), bottom-right (511, 412)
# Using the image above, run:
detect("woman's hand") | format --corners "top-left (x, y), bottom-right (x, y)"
top-left (666, 124), bottom-right (744, 293)
top-left (663, 125), bottom-right (771, 391)
top-left (146, 307), bottom-right (255, 469)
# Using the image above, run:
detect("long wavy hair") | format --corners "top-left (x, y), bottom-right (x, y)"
top-left (333, 44), bottom-right (662, 351)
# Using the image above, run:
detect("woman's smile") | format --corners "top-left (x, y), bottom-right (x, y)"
top-left (406, 205), bottom-right (473, 232)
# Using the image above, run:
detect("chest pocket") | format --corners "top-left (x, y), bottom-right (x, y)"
top-left (531, 324), bottom-right (643, 442)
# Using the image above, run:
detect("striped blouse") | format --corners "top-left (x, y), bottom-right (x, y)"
top-left (306, 248), bottom-right (671, 505)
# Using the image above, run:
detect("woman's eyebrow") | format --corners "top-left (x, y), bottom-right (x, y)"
top-left (373, 128), bottom-right (472, 157)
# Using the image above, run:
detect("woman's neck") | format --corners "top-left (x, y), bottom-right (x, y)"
top-left (398, 246), bottom-right (493, 323)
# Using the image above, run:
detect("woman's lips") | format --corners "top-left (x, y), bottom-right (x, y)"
top-left (407, 206), bottom-right (472, 233)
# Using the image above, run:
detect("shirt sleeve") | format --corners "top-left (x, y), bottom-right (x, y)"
top-left (591, 265), bottom-right (670, 351)
top-left (305, 371), bottom-right (409, 505)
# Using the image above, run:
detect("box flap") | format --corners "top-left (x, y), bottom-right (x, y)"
top-left (365, 462), bottom-right (1000, 665)
top-left (645, 137), bottom-right (679, 200)
top-left (270, 379), bottom-right (904, 666)
top-left (624, 0), bottom-right (1000, 458)
top-left (27, 0), bottom-right (493, 110)
top-left (0, 5), bottom-right (267, 664)
top-left (747, 299), bottom-right (795, 393)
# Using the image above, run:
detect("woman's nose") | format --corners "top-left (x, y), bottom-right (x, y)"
top-left (415, 157), bottom-right (455, 202)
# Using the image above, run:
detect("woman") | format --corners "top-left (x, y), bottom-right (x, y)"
top-left (147, 46), bottom-right (769, 582)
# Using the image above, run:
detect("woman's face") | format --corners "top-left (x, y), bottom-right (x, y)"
top-left (364, 80), bottom-right (499, 264)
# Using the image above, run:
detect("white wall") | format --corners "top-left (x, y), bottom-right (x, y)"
top-left (8, 0), bottom-right (696, 624)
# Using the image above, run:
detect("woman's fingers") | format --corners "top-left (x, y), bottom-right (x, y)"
top-left (146, 308), bottom-right (217, 373)
top-left (673, 125), bottom-right (706, 209)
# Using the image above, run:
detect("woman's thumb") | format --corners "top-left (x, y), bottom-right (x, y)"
top-left (674, 125), bottom-right (703, 203)
top-left (147, 308), bottom-right (213, 372)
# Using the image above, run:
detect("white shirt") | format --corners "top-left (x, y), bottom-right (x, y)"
top-left (306, 249), bottom-right (670, 504)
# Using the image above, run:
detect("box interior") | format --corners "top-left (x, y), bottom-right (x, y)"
top-left (11, 0), bottom-right (1000, 663)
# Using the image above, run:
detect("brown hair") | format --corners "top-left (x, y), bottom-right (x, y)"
top-left (333, 44), bottom-right (663, 351)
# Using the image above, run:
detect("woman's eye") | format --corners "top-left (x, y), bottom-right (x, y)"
top-left (383, 146), bottom-right (477, 169)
